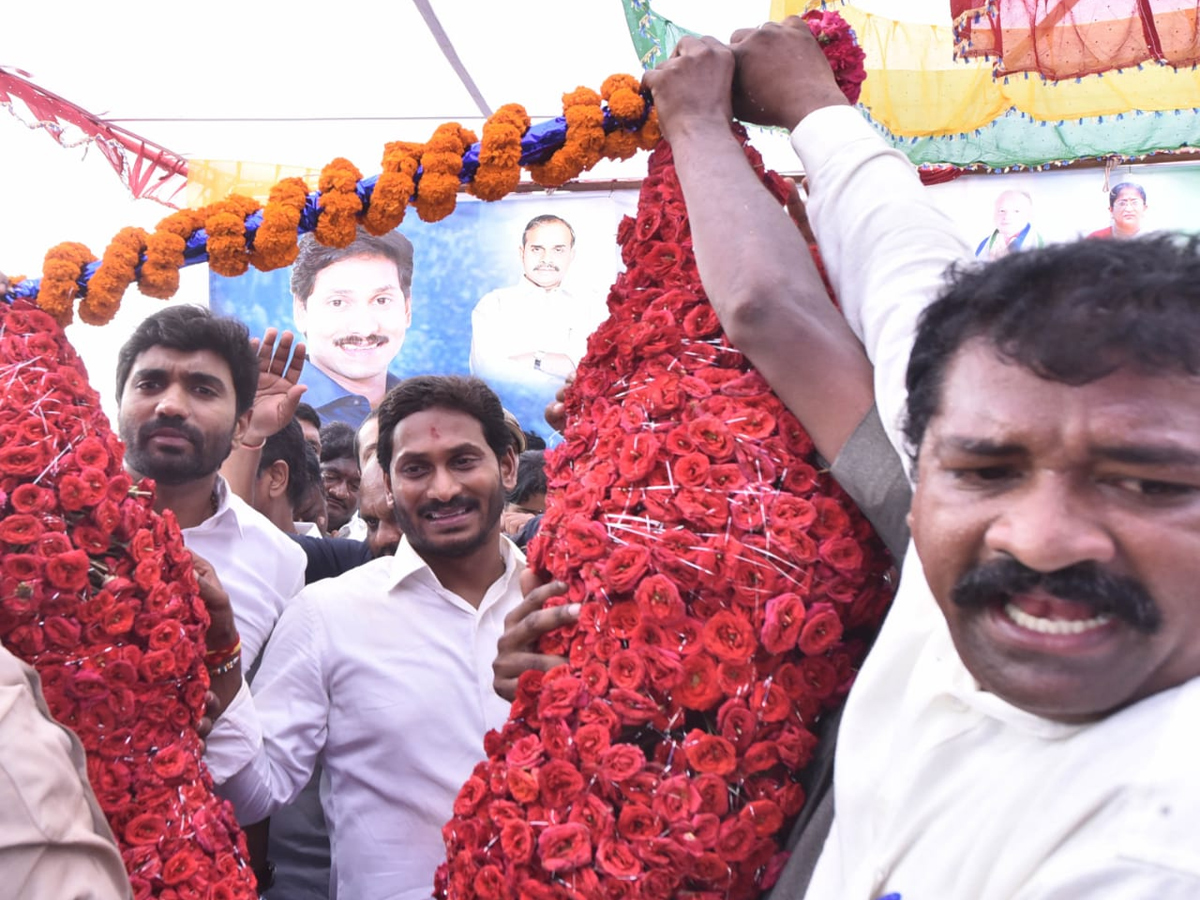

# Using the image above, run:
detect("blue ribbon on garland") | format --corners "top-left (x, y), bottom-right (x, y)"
top-left (6, 104), bottom-right (650, 303)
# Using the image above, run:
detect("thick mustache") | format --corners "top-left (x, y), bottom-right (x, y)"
top-left (139, 417), bottom-right (202, 448)
top-left (534, 264), bottom-right (559, 271)
top-left (951, 558), bottom-right (1161, 634)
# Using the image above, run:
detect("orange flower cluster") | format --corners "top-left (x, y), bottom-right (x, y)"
top-left (601, 74), bottom-right (653, 161)
top-left (29, 72), bottom-right (659, 325)
top-left (204, 195), bottom-right (260, 278)
top-left (250, 177), bottom-right (310, 271)
top-left (38, 242), bottom-right (96, 325)
top-left (528, 88), bottom-right (606, 188)
top-left (363, 142), bottom-right (424, 236)
top-left (470, 104), bottom-right (531, 202)
top-left (82, 227), bottom-right (148, 325)
top-left (315, 158), bottom-right (364, 248)
top-left (415, 124), bottom-right (478, 223)
top-left (140, 209), bottom-right (205, 300)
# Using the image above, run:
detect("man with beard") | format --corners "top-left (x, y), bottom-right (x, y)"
top-left (292, 228), bottom-right (413, 429)
top-left (203, 375), bottom-right (525, 900)
top-left (116, 305), bottom-right (306, 672)
top-left (469, 214), bottom-right (607, 440)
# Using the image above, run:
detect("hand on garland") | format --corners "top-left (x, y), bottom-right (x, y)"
top-left (642, 36), bottom-right (735, 146)
top-left (492, 570), bottom-right (581, 701)
top-left (729, 16), bottom-right (851, 130)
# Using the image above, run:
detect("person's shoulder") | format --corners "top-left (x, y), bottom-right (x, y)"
top-left (297, 553), bottom-right (395, 603)
top-left (228, 495), bottom-right (306, 560)
top-left (289, 533), bottom-right (373, 583)
top-left (473, 285), bottom-right (514, 314)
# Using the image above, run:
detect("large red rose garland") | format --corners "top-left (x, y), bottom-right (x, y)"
top-left (0, 300), bottom-right (256, 899)
top-left (436, 15), bottom-right (888, 900)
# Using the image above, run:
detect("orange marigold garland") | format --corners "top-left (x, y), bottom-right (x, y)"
top-left (38, 242), bottom-right (95, 325)
top-left (250, 177), bottom-right (310, 271)
top-left (16, 69), bottom-right (689, 312)
top-left (81, 227), bottom-right (148, 326)
top-left (528, 87), bottom-right (606, 188)
top-left (414, 124), bottom-right (477, 223)
top-left (601, 74), bottom-right (647, 161)
top-left (315, 158), bottom-right (364, 248)
top-left (204, 194), bottom-right (261, 278)
top-left (469, 104), bottom-right (531, 202)
top-left (362, 141), bottom-right (424, 236)
top-left (140, 209), bottom-right (205, 300)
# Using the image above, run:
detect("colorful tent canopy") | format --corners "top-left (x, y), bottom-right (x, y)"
top-left (625, 0), bottom-right (1200, 169)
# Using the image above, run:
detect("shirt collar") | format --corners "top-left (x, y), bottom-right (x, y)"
top-left (184, 476), bottom-right (245, 540)
top-left (386, 534), bottom-right (526, 611)
top-left (297, 363), bottom-right (401, 429)
top-left (515, 277), bottom-right (573, 300)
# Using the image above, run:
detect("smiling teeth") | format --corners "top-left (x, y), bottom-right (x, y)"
top-left (1003, 603), bottom-right (1113, 635)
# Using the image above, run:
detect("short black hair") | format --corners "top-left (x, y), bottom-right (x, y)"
top-left (376, 375), bottom-right (513, 472)
top-left (115, 305), bottom-right (258, 417)
top-left (508, 450), bottom-right (547, 505)
top-left (291, 228), bottom-right (414, 305)
top-left (521, 215), bottom-right (575, 247)
top-left (258, 419), bottom-right (308, 509)
top-left (1109, 181), bottom-right (1147, 207)
top-left (319, 421), bottom-right (357, 464)
top-left (905, 234), bottom-right (1200, 461)
top-left (294, 402), bottom-right (321, 432)
top-left (353, 408), bottom-right (381, 463)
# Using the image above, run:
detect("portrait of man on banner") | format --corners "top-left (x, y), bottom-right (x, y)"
top-left (209, 195), bottom-right (630, 442)
top-left (469, 214), bottom-right (609, 436)
top-left (290, 229), bottom-right (413, 429)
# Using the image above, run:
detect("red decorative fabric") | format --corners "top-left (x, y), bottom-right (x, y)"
top-left (0, 68), bottom-right (188, 207)
top-left (952, 0), bottom-right (1200, 79)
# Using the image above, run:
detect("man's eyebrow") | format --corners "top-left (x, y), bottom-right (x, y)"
top-left (940, 437), bottom-right (1025, 457)
top-left (1093, 444), bottom-right (1200, 467)
top-left (325, 285), bottom-right (398, 296)
top-left (397, 442), bottom-right (485, 460)
top-left (184, 372), bottom-right (228, 392)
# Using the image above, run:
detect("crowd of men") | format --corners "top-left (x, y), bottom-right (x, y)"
top-left (4, 14), bottom-right (1199, 900)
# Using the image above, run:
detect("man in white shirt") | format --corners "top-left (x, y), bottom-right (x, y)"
top-left (204, 375), bottom-right (525, 900)
top-left (469, 215), bottom-right (608, 436)
top-left (115, 305), bottom-right (306, 671)
top-left (647, 18), bottom-right (1200, 899)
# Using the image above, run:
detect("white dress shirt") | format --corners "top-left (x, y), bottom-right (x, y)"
top-left (205, 535), bottom-right (526, 900)
top-left (469, 279), bottom-right (607, 388)
top-left (795, 106), bottom-right (1200, 898)
top-left (181, 477), bottom-right (306, 669)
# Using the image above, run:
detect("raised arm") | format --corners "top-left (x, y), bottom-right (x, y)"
top-left (220, 329), bottom-right (308, 503)
top-left (729, 17), bottom-right (972, 460)
top-left (642, 36), bottom-right (874, 463)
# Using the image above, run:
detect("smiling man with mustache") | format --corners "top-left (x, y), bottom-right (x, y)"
top-left (202, 375), bottom-right (527, 900)
top-left (291, 227), bottom-right (414, 429)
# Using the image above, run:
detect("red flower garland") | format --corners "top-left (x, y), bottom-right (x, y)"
top-left (436, 145), bottom-right (888, 900)
top-left (436, 17), bottom-right (874, 900)
top-left (0, 300), bottom-right (257, 899)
